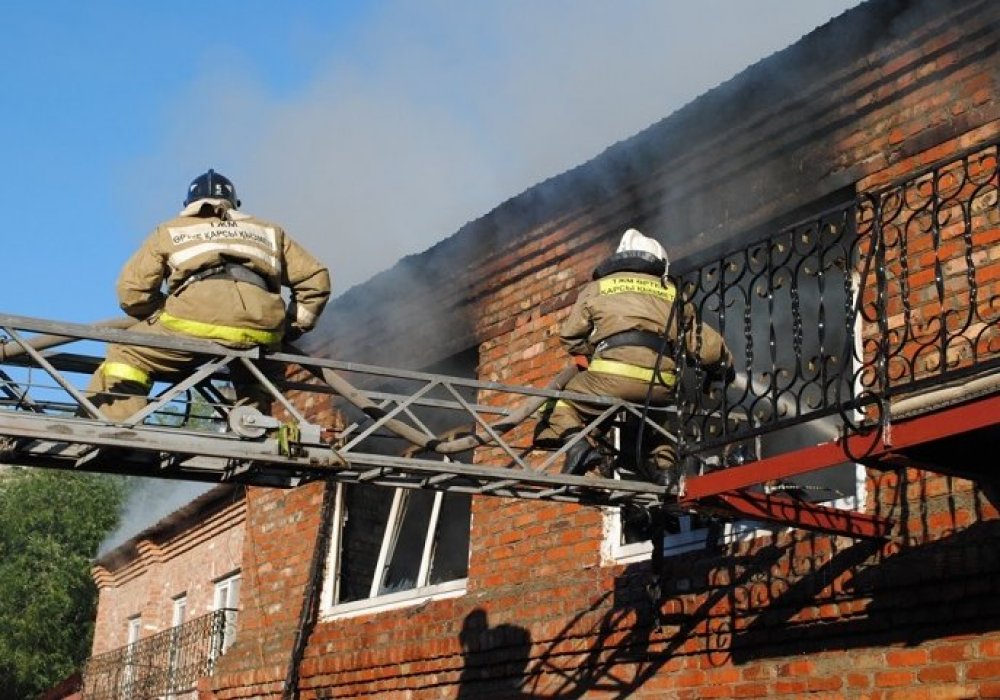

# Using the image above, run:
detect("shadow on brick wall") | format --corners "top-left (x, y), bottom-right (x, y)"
top-left (454, 542), bottom-right (787, 698)
top-left (458, 608), bottom-right (532, 699)
top-left (730, 516), bottom-right (1000, 663)
top-left (461, 479), bottom-right (1000, 697)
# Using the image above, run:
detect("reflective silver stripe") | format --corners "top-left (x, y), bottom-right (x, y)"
top-left (167, 222), bottom-right (278, 250)
top-left (292, 302), bottom-right (317, 327)
top-left (169, 242), bottom-right (278, 270)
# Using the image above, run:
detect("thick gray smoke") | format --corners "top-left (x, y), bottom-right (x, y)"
top-left (118, 0), bottom-right (861, 294)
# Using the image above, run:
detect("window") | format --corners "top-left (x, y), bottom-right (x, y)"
top-left (213, 573), bottom-right (240, 654)
top-left (122, 615), bottom-right (141, 699)
top-left (321, 349), bottom-right (477, 617)
top-left (126, 616), bottom-right (141, 644)
top-left (166, 595), bottom-right (187, 700)
top-left (322, 482), bottom-right (471, 616)
top-left (171, 594), bottom-right (187, 627)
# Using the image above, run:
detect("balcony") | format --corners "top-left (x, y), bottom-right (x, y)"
top-left (667, 140), bottom-right (998, 529)
top-left (81, 609), bottom-right (235, 700)
top-left (674, 139), bottom-right (999, 460)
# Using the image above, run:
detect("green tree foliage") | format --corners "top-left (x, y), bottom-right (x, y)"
top-left (0, 469), bottom-right (126, 698)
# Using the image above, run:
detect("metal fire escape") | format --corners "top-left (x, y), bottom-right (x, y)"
top-left (0, 141), bottom-right (998, 543)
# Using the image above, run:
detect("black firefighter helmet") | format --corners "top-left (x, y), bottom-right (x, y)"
top-left (184, 168), bottom-right (240, 208)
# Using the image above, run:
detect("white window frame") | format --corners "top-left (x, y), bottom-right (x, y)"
top-left (171, 594), bottom-right (187, 627)
top-left (212, 572), bottom-right (240, 655)
top-left (126, 615), bottom-right (141, 645)
top-left (165, 595), bottom-right (187, 700)
top-left (320, 482), bottom-right (469, 620)
top-left (122, 615), bottom-right (141, 699)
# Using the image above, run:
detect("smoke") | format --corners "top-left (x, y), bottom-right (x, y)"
top-left (729, 371), bottom-right (839, 441)
top-left (99, 0), bottom-right (861, 546)
top-left (98, 477), bottom-right (213, 557)
top-left (117, 0), bottom-right (862, 294)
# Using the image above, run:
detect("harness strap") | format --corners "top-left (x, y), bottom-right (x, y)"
top-left (172, 263), bottom-right (271, 296)
top-left (595, 329), bottom-right (670, 356)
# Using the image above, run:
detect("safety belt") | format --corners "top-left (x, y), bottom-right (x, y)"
top-left (594, 329), bottom-right (671, 356)
top-left (172, 263), bottom-right (271, 296)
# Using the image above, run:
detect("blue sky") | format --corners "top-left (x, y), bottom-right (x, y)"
top-left (2, 1), bottom-right (863, 327)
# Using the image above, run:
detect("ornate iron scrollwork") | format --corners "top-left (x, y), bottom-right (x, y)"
top-left (674, 141), bottom-right (999, 460)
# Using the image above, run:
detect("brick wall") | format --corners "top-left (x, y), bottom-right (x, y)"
top-left (205, 0), bottom-right (1000, 697)
top-left (92, 487), bottom-right (245, 655)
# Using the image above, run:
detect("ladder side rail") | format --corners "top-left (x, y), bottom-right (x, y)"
top-left (4, 326), bottom-right (107, 419)
top-left (0, 313), bottom-right (261, 358)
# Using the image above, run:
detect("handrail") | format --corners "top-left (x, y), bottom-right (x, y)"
top-left (81, 608), bottom-right (234, 700)
top-left (673, 138), bottom-right (999, 455)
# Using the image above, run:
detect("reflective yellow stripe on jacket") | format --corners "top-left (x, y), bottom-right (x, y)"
top-left (101, 362), bottom-right (152, 388)
top-left (589, 358), bottom-right (677, 386)
top-left (159, 312), bottom-right (283, 347)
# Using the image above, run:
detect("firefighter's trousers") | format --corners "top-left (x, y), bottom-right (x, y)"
top-left (84, 316), bottom-right (275, 422)
top-left (534, 363), bottom-right (677, 472)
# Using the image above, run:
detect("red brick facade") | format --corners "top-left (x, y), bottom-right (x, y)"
top-left (92, 485), bottom-right (246, 655)
top-left (92, 1), bottom-right (1000, 697)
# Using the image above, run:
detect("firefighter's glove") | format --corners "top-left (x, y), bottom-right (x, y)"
top-left (572, 355), bottom-right (590, 371)
top-left (722, 364), bottom-right (736, 385)
top-left (707, 363), bottom-right (735, 384)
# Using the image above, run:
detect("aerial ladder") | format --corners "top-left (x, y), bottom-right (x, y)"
top-left (0, 309), bottom-right (945, 542)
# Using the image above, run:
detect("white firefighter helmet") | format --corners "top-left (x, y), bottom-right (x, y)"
top-left (617, 228), bottom-right (668, 262)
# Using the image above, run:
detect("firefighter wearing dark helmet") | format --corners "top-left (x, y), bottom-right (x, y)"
top-left (535, 228), bottom-right (732, 485)
top-left (85, 169), bottom-right (331, 420)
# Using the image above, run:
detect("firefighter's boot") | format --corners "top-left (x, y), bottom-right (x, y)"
top-left (563, 438), bottom-right (603, 476)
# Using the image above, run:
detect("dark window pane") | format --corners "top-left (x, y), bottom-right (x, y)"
top-left (380, 490), bottom-right (436, 594)
top-left (338, 484), bottom-right (392, 603)
top-left (428, 493), bottom-right (471, 584)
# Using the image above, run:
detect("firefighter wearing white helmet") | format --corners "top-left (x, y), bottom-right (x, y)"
top-left (535, 228), bottom-right (732, 485)
top-left (86, 169), bottom-right (331, 420)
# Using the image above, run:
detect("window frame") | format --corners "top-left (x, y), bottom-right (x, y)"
top-left (212, 572), bottom-right (240, 654)
top-left (123, 615), bottom-right (142, 699)
top-left (166, 594), bottom-right (187, 700)
top-left (320, 481), bottom-right (470, 620)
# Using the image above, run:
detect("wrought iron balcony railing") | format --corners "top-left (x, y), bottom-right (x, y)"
top-left (81, 608), bottom-right (236, 700)
top-left (674, 139), bottom-right (999, 457)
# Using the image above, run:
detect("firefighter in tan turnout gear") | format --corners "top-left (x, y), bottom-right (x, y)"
top-left (535, 228), bottom-right (732, 486)
top-left (86, 169), bottom-right (331, 420)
